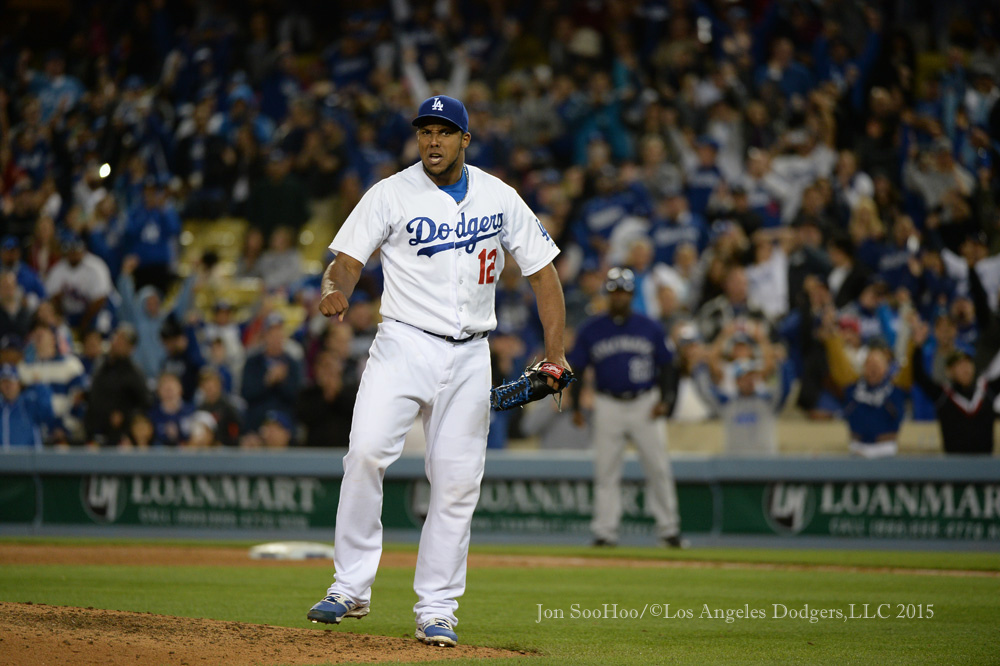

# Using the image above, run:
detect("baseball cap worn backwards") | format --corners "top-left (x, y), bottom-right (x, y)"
top-left (413, 95), bottom-right (469, 134)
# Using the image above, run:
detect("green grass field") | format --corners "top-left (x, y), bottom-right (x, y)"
top-left (1, 539), bottom-right (999, 665)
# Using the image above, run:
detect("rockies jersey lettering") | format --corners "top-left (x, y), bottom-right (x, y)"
top-left (330, 163), bottom-right (559, 339)
top-left (590, 335), bottom-right (655, 361)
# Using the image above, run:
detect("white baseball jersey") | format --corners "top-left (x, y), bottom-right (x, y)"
top-left (330, 163), bottom-right (559, 338)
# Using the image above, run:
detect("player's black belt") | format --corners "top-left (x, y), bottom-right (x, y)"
top-left (422, 328), bottom-right (489, 344)
top-left (597, 388), bottom-right (653, 401)
top-left (387, 318), bottom-right (488, 344)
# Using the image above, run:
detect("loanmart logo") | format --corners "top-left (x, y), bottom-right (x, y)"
top-left (763, 483), bottom-right (815, 535)
top-left (80, 475), bottom-right (325, 527)
top-left (82, 476), bottom-right (128, 524)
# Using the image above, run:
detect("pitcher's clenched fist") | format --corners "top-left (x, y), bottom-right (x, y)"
top-left (319, 289), bottom-right (350, 320)
top-left (317, 253), bottom-right (363, 321)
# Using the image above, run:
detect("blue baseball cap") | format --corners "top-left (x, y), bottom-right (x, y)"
top-left (60, 232), bottom-right (85, 250)
top-left (696, 135), bottom-right (720, 151)
top-left (412, 95), bottom-right (469, 134)
top-left (263, 409), bottom-right (293, 431)
top-left (0, 363), bottom-right (19, 381)
top-left (1, 235), bottom-right (19, 251)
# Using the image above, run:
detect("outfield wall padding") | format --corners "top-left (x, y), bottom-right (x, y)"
top-left (2, 451), bottom-right (998, 543)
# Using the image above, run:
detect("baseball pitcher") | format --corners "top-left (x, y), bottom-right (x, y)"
top-left (307, 95), bottom-right (570, 647)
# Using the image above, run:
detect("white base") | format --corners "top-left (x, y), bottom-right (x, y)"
top-left (248, 541), bottom-right (336, 560)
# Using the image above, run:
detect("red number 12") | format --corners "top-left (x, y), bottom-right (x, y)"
top-left (478, 248), bottom-right (497, 284)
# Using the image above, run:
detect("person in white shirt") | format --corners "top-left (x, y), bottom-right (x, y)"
top-left (43, 234), bottom-right (112, 334)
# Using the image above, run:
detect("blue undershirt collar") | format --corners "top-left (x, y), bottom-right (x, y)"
top-left (437, 165), bottom-right (468, 204)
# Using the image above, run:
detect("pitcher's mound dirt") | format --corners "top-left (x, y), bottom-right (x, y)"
top-left (0, 602), bottom-right (527, 665)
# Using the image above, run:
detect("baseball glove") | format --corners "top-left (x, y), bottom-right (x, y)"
top-left (490, 361), bottom-right (575, 411)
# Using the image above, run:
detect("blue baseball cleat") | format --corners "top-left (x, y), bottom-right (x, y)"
top-left (307, 592), bottom-right (370, 624)
top-left (415, 618), bottom-right (458, 647)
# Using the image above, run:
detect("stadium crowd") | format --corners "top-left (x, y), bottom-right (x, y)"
top-left (0, 0), bottom-right (998, 454)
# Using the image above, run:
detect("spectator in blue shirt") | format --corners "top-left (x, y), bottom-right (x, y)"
top-left (650, 192), bottom-right (709, 266)
top-left (241, 312), bottom-right (303, 431)
top-left (754, 38), bottom-right (814, 107)
top-left (822, 327), bottom-right (913, 458)
top-left (574, 166), bottom-right (651, 262)
top-left (0, 236), bottom-right (46, 309)
top-left (0, 363), bottom-right (54, 449)
top-left (27, 51), bottom-right (83, 121)
top-left (123, 178), bottom-right (182, 295)
top-left (116, 255), bottom-right (197, 382)
top-left (685, 137), bottom-right (725, 217)
top-left (148, 372), bottom-right (194, 447)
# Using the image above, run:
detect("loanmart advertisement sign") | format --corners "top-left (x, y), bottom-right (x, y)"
top-left (415, 479), bottom-right (714, 536)
top-left (57, 475), bottom-right (339, 530)
top-left (10, 474), bottom-right (712, 536)
top-left (2, 472), bottom-right (998, 541)
top-left (730, 482), bottom-right (1000, 541)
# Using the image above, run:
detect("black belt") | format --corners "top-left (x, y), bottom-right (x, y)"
top-left (598, 388), bottom-right (652, 401)
top-left (422, 329), bottom-right (489, 344)
top-left (387, 318), bottom-right (488, 344)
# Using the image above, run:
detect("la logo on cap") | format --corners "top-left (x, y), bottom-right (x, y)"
top-left (431, 97), bottom-right (444, 111)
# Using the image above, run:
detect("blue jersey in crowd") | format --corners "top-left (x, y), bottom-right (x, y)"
top-left (685, 165), bottom-right (724, 216)
top-left (842, 379), bottom-right (907, 444)
top-left (124, 204), bottom-right (181, 267)
top-left (574, 187), bottom-right (652, 259)
top-left (9, 261), bottom-right (47, 303)
top-left (149, 402), bottom-right (195, 447)
top-left (568, 312), bottom-right (671, 397)
top-left (650, 212), bottom-right (709, 265)
top-left (877, 244), bottom-right (917, 292)
top-left (0, 385), bottom-right (55, 449)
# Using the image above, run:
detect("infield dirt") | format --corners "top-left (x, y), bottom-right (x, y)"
top-left (0, 601), bottom-right (525, 665)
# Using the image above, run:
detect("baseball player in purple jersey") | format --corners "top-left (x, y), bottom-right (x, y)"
top-left (307, 95), bottom-right (569, 647)
top-left (568, 268), bottom-right (686, 547)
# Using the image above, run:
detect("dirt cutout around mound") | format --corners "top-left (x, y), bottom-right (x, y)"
top-left (0, 602), bottom-right (527, 666)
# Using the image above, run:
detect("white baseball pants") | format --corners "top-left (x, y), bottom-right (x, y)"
top-left (591, 390), bottom-right (681, 542)
top-left (327, 319), bottom-right (490, 627)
